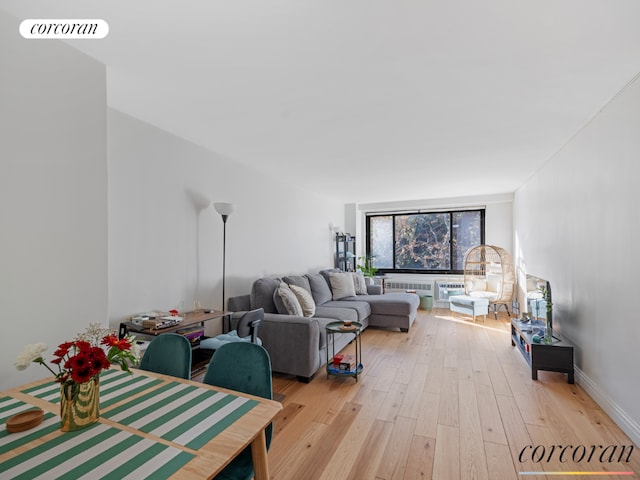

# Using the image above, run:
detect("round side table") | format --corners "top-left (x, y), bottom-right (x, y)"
top-left (325, 321), bottom-right (363, 382)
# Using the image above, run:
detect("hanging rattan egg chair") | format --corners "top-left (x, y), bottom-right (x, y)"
top-left (463, 245), bottom-right (515, 318)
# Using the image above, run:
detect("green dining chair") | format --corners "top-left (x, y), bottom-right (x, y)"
top-left (139, 333), bottom-right (192, 380)
top-left (203, 342), bottom-right (273, 480)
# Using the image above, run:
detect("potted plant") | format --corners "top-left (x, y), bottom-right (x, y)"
top-left (357, 255), bottom-right (378, 283)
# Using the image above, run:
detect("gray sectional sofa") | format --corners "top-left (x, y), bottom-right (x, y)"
top-left (227, 269), bottom-right (419, 382)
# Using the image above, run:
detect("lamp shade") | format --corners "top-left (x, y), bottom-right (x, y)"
top-left (213, 202), bottom-right (234, 217)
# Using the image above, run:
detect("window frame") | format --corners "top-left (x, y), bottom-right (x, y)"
top-left (365, 208), bottom-right (485, 275)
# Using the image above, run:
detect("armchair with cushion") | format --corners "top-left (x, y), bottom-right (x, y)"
top-left (463, 244), bottom-right (515, 318)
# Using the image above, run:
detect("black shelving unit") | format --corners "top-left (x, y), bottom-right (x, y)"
top-left (335, 233), bottom-right (356, 272)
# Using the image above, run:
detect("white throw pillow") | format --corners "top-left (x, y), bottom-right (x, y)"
top-left (289, 284), bottom-right (316, 317)
top-left (351, 271), bottom-right (368, 295)
top-left (471, 278), bottom-right (487, 291)
top-left (486, 274), bottom-right (501, 293)
top-left (329, 272), bottom-right (356, 300)
top-left (276, 284), bottom-right (303, 316)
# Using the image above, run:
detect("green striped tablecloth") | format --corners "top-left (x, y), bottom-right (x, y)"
top-left (0, 396), bottom-right (59, 453)
top-left (20, 369), bottom-right (164, 409)
top-left (103, 381), bottom-right (259, 450)
top-left (0, 421), bottom-right (194, 480)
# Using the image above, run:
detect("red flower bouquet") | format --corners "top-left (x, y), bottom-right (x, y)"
top-left (15, 325), bottom-right (141, 431)
top-left (16, 327), bottom-right (140, 385)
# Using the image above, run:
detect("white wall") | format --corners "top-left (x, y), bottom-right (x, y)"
top-left (0, 10), bottom-right (107, 390)
top-left (108, 110), bottom-right (344, 335)
top-left (513, 74), bottom-right (640, 445)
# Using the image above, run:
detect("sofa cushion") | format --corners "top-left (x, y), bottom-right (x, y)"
top-left (306, 273), bottom-right (333, 305)
top-left (250, 277), bottom-right (281, 313)
top-left (352, 271), bottom-right (368, 295)
top-left (314, 306), bottom-right (358, 323)
top-left (329, 272), bottom-right (356, 300)
top-left (274, 283), bottom-right (304, 316)
top-left (320, 300), bottom-right (371, 322)
top-left (354, 292), bottom-right (419, 316)
top-left (282, 275), bottom-right (312, 294)
top-left (289, 284), bottom-right (316, 317)
top-left (469, 290), bottom-right (498, 300)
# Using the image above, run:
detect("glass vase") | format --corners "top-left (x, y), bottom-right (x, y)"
top-left (544, 314), bottom-right (553, 344)
top-left (60, 376), bottom-right (99, 431)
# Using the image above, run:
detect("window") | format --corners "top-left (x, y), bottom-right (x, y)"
top-left (366, 209), bottom-right (484, 274)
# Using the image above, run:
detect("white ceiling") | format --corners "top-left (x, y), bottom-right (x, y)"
top-left (4, 0), bottom-right (640, 203)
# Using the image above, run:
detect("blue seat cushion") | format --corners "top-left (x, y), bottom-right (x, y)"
top-left (449, 295), bottom-right (489, 307)
top-left (200, 331), bottom-right (262, 350)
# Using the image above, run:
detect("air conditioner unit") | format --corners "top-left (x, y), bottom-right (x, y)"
top-left (384, 280), bottom-right (434, 297)
top-left (435, 280), bottom-right (465, 306)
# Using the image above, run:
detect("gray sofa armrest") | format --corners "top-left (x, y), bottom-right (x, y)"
top-left (367, 284), bottom-right (382, 295)
top-left (228, 294), bottom-right (251, 311)
top-left (260, 313), bottom-right (322, 379)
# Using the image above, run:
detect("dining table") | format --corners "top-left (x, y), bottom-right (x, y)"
top-left (0, 367), bottom-right (282, 479)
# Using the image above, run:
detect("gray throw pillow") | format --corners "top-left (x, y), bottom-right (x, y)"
top-left (319, 268), bottom-right (342, 290)
top-left (305, 273), bottom-right (333, 305)
top-left (250, 277), bottom-right (281, 313)
top-left (282, 275), bottom-right (312, 293)
top-left (352, 271), bottom-right (368, 295)
top-left (329, 272), bottom-right (356, 300)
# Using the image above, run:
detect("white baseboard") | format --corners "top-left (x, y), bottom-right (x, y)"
top-left (575, 365), bottom-right (640, 447)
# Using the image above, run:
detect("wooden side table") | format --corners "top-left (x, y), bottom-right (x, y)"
top-left (121, 310), bottom-right (232, 376)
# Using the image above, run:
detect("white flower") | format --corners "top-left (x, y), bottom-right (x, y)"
top-left (130, 342), bottom-right (141, 362)
top-left (14, 343), bottom-right (48, 371)
top-left (76, 322), bottom-right (115, 347)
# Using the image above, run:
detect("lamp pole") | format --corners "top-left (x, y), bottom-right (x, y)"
top-left (220, 213), bottom-right (228, 310)
top-left (213, 203), bottom-right (234, 311)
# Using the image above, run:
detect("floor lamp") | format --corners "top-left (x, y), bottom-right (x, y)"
top-left (213, 202), bottom-right (234, 311)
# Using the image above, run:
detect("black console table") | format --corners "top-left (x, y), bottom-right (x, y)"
top-left (511, 318), bottom-right (574, 384)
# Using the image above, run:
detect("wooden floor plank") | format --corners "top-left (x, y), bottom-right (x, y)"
top-left (459, 379), bottom-right (490, 480)
top-left (375, 415), bottom-right (416, 480)
top-left (437, 367), bottom-right (459, 428)
top-left (495, 393), bottom-right (537, 474)
top-left (432, 423), bottom-right (460, 480)
top-left (345, 419), bottom-right (394, 480)
top-left (403, 434), bottom-right (435, 480)
top-left (474, 381), bottom-right (509, 445)
top-left (484, 441), bottom-right (518, 480)
top-left (319, 389), bottom-right (388, 480)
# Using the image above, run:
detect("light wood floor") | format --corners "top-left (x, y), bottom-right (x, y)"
top-left (261, 309), bottom-right (640, 480)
